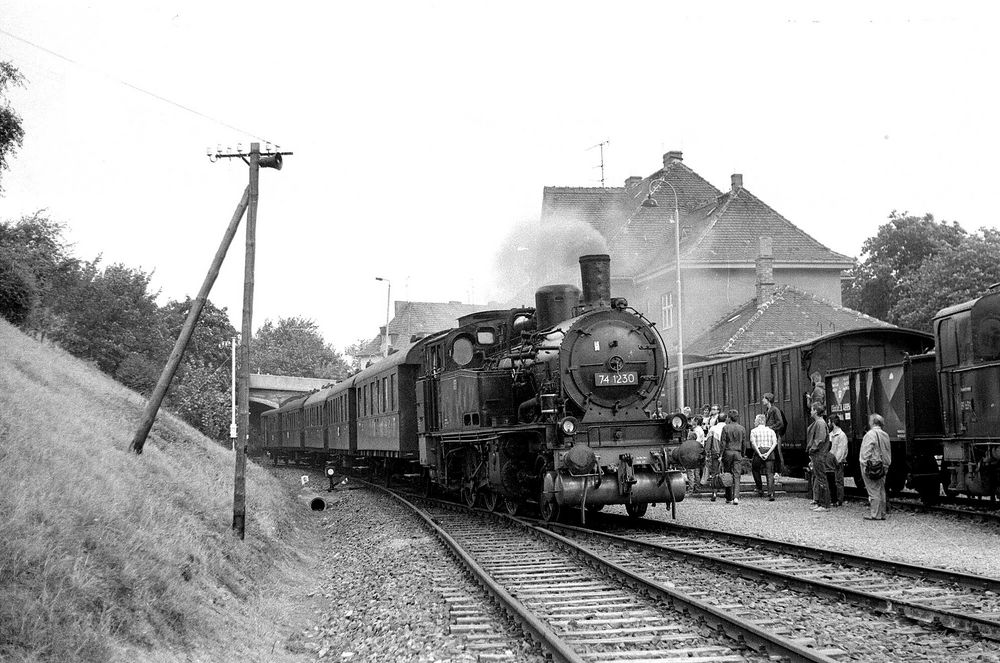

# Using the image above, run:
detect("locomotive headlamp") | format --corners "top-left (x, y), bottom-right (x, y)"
top-left (559, 416), bottom-right (579, 437)
top-left (670, 414), bottom-right (687, 432)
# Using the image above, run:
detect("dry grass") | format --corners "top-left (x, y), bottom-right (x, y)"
top-left (0, 318), bottom-right (303, 662)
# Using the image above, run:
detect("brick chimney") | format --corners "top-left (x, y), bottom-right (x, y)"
top-left (624, 175), bottom-right (643, 188)
top-left (731, 173), bottom-right (743, 192)
top-left (662, 151), bottom-right (683, 168)
top-left (755, 236), bottom-right (775, 305)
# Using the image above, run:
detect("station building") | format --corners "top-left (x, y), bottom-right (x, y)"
top-left (541, 151), bottom-right (881, 358)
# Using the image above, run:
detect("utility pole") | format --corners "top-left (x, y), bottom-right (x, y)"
top-left (129, 187), bottom-right (250, 454)
top-left (209, 142), bottom-right (289, 540)
top-left (375, 277), bottom-right (391, 357)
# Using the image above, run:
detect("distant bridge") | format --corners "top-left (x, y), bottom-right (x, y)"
top-left (248, 374), bottom-right (334, 454)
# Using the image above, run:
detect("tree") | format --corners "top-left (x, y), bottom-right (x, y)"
top-left (890, 229), bottom-right (1000, 331)
top-left (0, 212), bottom-right (81, 338)
top-left (158, 298), bottom-right (237, 368)
top-left (844, 211), bottom-right (967, 321)
top-left (344, 337), bottom-right (377, 372)
top-left (0, 61), bottom-right (25, 192)
top-left (52, 259), bottom-right (161, 374)
top-left (250, 316), bottom-right (349, 380)
top-left (167, 361), bottom-right (231, 440)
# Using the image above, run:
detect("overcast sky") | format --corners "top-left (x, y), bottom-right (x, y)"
top-left (2, 1), bottom-right (998, 350)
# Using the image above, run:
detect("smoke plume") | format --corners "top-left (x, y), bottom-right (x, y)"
top-left (491, 216), bottom-right (609, 306)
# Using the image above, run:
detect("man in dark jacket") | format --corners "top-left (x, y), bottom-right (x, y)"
top-left (762, 393), bottom-right (786, 474)
top-left (720, 409), bottom-right (747, 505)
top-left (806, 403), bottom-right (832, 511)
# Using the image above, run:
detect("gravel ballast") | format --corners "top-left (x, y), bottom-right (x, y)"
top-left (605, 490), bottom-right (1000, 579)
top-left (275, 471), bottom-right (545, 663)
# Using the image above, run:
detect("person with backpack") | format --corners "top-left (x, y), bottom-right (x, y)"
top-left (762, 393), bottom-right (786, 474)
top-left (860, 413), bottom-right (891, 520)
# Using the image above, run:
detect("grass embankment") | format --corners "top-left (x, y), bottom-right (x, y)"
top-left (0, 318), bottom-right (306, 662)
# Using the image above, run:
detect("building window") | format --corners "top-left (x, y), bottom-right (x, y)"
top-left (660, 292), bottom-right (674, 329)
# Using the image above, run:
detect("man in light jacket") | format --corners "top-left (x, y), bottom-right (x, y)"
top-left (860, 413), bottom-right (891, 520)
top-left (828, 415), bottom-right (848, 507)
top-left (750, 414), bottom-right (778, 500)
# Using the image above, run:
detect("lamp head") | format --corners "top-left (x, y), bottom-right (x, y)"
top-left (641, 193), bottom-right (659, 208)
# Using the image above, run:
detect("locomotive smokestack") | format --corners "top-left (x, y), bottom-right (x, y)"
top-left (579, 254), bottom-right (611, 306)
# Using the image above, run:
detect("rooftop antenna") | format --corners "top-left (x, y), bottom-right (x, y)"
top-left (587, 140), bottom-right (609, 187)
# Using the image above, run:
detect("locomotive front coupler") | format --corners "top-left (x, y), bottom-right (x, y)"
top-left (617, 454), bottom-right (637, 495)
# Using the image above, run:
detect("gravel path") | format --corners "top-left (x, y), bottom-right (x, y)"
top-left (277, 473), bottom-right (545, 663)
top-left (602, 491), bottom-right (1000, 579)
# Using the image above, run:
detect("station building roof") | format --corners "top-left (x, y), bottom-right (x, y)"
top-left (685, 285), bottom-right (894, 358)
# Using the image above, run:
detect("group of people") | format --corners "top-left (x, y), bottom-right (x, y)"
top-left (680, 394), bottom-right (787, 505)
top-left (807, 404), bottom-right (892, 520)
top-left (677, 395), bottom-right (893, 521)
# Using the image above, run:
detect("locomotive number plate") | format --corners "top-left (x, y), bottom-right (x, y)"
top-left (595, 372), bottom-right (638, 386)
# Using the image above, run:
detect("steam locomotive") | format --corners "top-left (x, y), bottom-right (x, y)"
top-left (262, 255), bottom-right (689, 520)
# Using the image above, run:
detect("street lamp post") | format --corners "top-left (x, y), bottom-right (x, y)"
top-left (375, 277), bottom-right (391, 357)
top-left (642, 180), bottom-right (684, 412)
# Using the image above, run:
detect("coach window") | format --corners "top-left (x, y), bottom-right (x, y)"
top-left (770, 361), bottom-right (780, 401)
top-left (721, 370), bottom-right (729, 406)
top-left (381, 377), bottom-right (388, 412)
top-left (781, 357), bottom-right (791, 401)
top-left (746, 364), bottom-right (760, 404)
top-left (374, 380), bottom-right (380, 414)
top-left (390, 374), bottom-right (396, 410)
top-left (452, 336), bottom-right (475, 366)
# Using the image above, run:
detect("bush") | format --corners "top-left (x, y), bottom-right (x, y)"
top-left (0, 249), bottom-right (35, 325)
top-left (115, 352), bottom-right (161, 395)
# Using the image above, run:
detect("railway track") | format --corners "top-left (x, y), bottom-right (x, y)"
top-left (542, 511), bottom-right (1000, 647)
top-left (364, 481), bottom-right (847, 663)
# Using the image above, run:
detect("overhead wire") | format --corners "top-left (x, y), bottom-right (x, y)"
top-left (0, 27), bottom-right (272, 144)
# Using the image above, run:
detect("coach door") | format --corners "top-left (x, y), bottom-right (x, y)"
top-left (827, 369), bottom-right (866, 485)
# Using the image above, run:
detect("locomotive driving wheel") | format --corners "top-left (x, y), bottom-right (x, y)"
top-left (503, 497), bottom-right (520, 516)
top-left (460, 485), bottom-right (478, 508)
top-left (539, 491), bottom-right (560, 522)
top-left (482, 489), bottom-right (500, 512)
